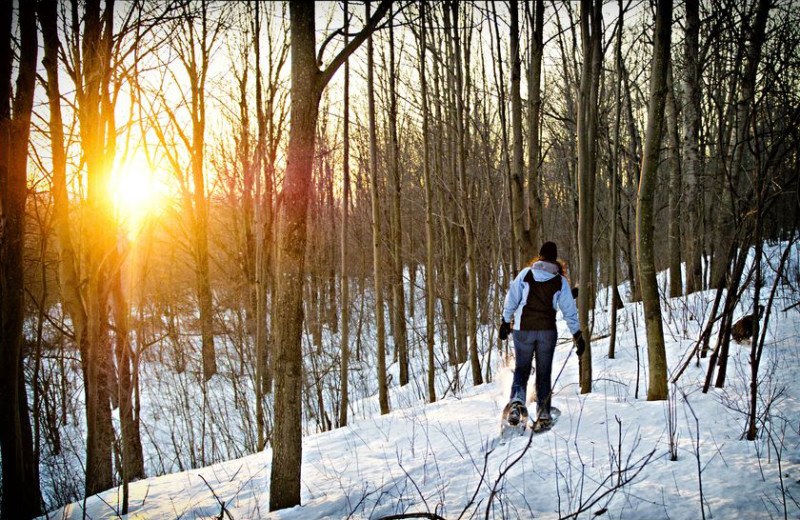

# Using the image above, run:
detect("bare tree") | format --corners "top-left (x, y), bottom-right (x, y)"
top-left (179, 1), bottom-right (221, 381)
top-left (68, 0), bottom-right (123, 495)
top-left (682, 0), bottom-right (704, 294)
top-left (449, 1), bottom-right (482, 385)
top-left (0, 1), bottom-right (42, 517)
top-left (608, 0), bottom-right (625, 359)
top-left (637, 0), bottom-right (673, 401)
top-left (367, 0), bottom-right (391, 416)
top-left (509, 0), bottom-right (531, 262)
top-left (577, 0), bottom-right (602, 394)
top-left (666, 65), bottom-right (683, 298)
top-left (269, 1), bottom-right (391, 510)
top-left (527, 0), bottom-right (545, 249)
top-left (418, 1), bottom-right (437, 403)
top-left (339, 0), bottom-right (352, 427)
top-left (387, 9), bottom-right (409, 386)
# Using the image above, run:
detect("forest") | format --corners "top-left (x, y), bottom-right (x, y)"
top-left (1, 0), bottom-right (799, 518)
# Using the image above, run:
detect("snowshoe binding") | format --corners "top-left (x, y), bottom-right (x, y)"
top-left (530, 406), bottom-right (561, 434)
top-left (500, 402), bottom-right (528, 439)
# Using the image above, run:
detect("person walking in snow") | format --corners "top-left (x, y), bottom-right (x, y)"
top-left (498, 241), bottom-right (585, 430)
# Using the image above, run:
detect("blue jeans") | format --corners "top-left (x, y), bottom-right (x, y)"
top-left (509, 329), bottom-right (558, 416)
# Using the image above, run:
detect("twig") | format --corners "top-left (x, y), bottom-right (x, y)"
top-left (557, 450), bottom-right (656, 520)
top-left (375, 514), bottom-right (447, 520)
top-left (198, 474), bottom-right (234, 520)
top-left (681, 390), bottom-right (707, 520)
top-left (781, 301), bottom-right (800, 312)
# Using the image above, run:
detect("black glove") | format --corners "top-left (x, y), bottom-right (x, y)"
top-left (499, 320), bottom-right (511, 341)
top-left (573, 331), bottom-right (586, 356)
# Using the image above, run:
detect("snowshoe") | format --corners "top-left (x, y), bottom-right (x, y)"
top-left (529, 406), bottom-right (561, 434)
top-left (500, 402), bottom-right (528, 439)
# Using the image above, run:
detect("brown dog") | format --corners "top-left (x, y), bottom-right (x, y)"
top-left (731, 305), bottom-right (765, 344)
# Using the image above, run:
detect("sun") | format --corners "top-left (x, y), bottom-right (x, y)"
top-left (109, 154), bottom-right (164, 232)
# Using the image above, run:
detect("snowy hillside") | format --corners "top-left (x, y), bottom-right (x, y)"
top-left (43, 245), bottom-right (800, 519)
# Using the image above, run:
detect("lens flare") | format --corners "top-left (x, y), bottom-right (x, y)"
top-left (109, 154), bottom-right (164, 234)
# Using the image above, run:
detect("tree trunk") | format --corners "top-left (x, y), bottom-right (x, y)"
top-left (746, 162), bottom-right (764, 440)
top-left (710, 0), bottom-right (771, 291)
top-left (489, 1), bottom-right (517, 273)
top-left (449, 1), bottom-right (482, 386)
top-left (621, 61), bottom-right (642, 302)
top-left (41, 0), bottom-right (119, 499)
top-left (682, 0), bottom-right (704, 294)
top-left (366, 1), bottom-right (391, 415)
top-left (608, 0), bottom-right (624, 360)
top-left (527, 0), bottom-right (545, 250)
top-left (269, 1), bottom-right (390, 510)
top-left (270, 4), bottom-right (319, 509)
top-left (0, 1), bottom-right (42, 517)
top-left (191, 5), bottom-right (217, 382)
top-left (79, 0), bottom-right (118, 497)
top-left (666, 66), bottom-right (683, 298)
top-left (253, 0), bottom-right (268, 448)
top-left (708, 41), bottom-right (744, 291)
top-left (110, 267), bottom-right (143, 515)
top-left (577, 0), bottom-right (602, 394)
top-left (509, 0), bottom-right (532, 262)
top-left (419, 1), bottom-right (437, 403)
top-left (430, 28), bottom-right (456, 366)
top-left (636, 0), bottom-right (673, 402)
top-left (388, 13), bottom-right (409, 386)
top-left (339, 0), bottom-right (351, 428)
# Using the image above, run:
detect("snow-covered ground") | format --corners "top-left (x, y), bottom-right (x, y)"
top-left (42, 242), bottom-right (800, 519)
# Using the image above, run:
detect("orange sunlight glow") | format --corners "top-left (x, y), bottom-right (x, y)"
top-left (109, 154), bottom-right (164, 234)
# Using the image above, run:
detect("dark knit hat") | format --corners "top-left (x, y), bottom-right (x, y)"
top-left (539, 241), bottom-right (558, 262)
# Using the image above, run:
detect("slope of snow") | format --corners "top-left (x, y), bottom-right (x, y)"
top-left (44, 244), bottom-right (800, 519)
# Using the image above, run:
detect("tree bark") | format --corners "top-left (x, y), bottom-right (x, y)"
top-left (366, 1), bottom-right (391, 415)
top-left (666, 66), bottom-right (683, 298)
top-left (682, 0), bottom-right (704, 294)
top-left (190, 3), bottom-right (217, 381)
top-left (449, 1), bottom-right (482, 385)
top-left (527, 0), bottom-right (545, 250)
top-left (79, 0), bottom-right (117, 496)
top-left (608, 0), bottom-right (625, 360)
top-left (0, 1), bottom-right (42, 517)
top-left (509, 0), bottom-right (532, 262)
top-left (269, 1), bottom-right (390, 510)
top-left (110, 266), bottom-right (144, 514)
top-left (270, 3), bottom-right (319, 509)
top-left (489, 1), bottom-right (517, 273)
top-left (253, 0), bottom-right (268, 448)
top-left (636, 0), bottom-right (673, 402)
top-left (388, 12), bottom-right (409, 386)
top-left (339, 0), bottom-right (351, 428)
top-left (577, 0), bottom-right (602, 394)
top-left (429, 23), bottom-right (456, 366)
top-left (419, 1), bottom-right (437, 404)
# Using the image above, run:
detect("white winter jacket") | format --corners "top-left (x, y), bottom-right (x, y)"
top-left (501, 261), bottom-right (581, 334)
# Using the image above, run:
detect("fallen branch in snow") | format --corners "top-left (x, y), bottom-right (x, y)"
top-left (374, 513), bottom-right (447, 520)
top-left (396, 449), bottom-right (440, 518)
top-left (782, 301), bottom-right (800, 313)
top-left (198, 474), bottom-right (234, 520)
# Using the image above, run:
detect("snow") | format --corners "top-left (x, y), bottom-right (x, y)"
top-left (42, 242), bottom-right (800, 519)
